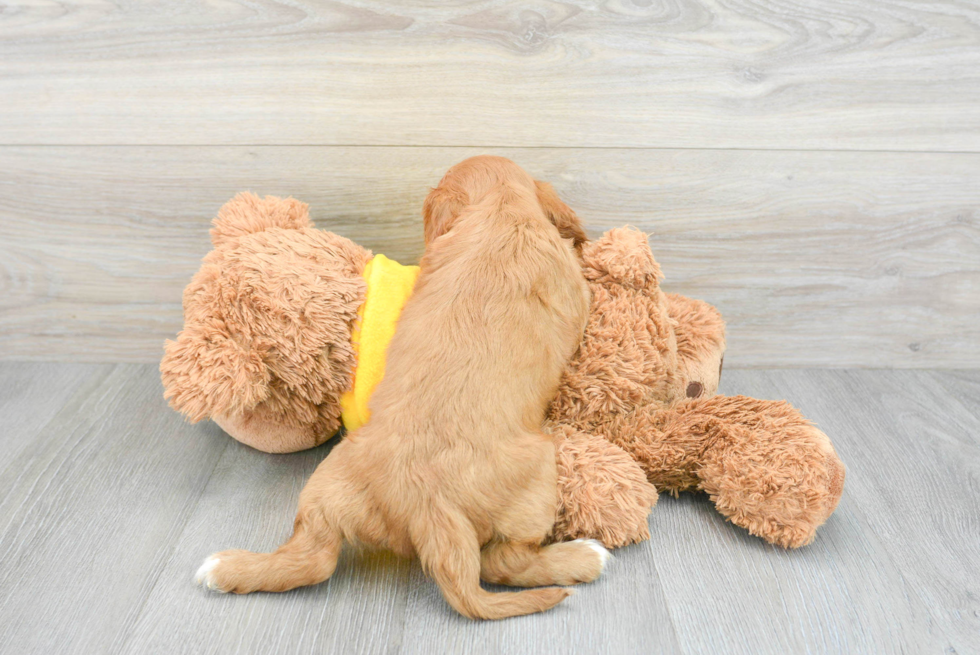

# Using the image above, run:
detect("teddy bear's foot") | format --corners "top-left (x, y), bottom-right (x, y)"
top-left (717, 438), bottom-right (845, 548)
top-left (600, 395), bottom-right (844, 548)
top-left (706, 439), bottom-right (844, 548)
top-left (549, 425), bottom-right (658, 548)
top-left (690, 396), bottom-right (845, 548)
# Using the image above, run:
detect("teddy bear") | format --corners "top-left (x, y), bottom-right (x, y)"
top-left (546, 227), bottom-right (845, 548)
top-left (161, 191), bottom-right (844, 550)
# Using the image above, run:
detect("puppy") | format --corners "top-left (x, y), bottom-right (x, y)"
top-left (196, 156), bottom-right (603, 620)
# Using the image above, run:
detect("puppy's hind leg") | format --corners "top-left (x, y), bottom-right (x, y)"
top-left (196, 507), bottom-right (342, 594)
top-left (480, 538), bottom-right (611, 587)
top-left (415, 509), bottom-right (572, 620)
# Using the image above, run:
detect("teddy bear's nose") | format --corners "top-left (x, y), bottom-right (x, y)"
top-left (686, 381), bottom-right (704, 398)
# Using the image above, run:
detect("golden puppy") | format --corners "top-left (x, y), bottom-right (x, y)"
top-left (196, 156), bottom-right (604, 620)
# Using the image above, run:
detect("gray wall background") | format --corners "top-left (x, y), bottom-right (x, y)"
top-left (2, 1), bottom-right (978, 367)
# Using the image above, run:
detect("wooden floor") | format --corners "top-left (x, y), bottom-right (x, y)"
top-left (0, 363), bottom-right (977, 654)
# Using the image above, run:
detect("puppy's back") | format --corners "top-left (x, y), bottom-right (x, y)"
top-left (369, 180), bottom-right (589, 441)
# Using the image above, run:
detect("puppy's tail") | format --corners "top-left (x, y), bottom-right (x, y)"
top-left (415, 509), bottom-right (571, 620)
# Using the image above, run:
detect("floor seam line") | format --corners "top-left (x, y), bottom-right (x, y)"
top-left (113, 430), bottom-right (232, 655)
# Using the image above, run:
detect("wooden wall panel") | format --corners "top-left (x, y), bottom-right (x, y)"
top-left (1, 146), bottom-right (977, 366)
top-left (0, 0), bottom-right (978, 150)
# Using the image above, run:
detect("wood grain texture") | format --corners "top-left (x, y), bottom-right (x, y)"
top-left (0, 364), bottom-right (229, 654)
top-left (124, 439), bottom-right (418, 655)
top-left (396, 541), bottom-right (680, 655)
top-left (722, 369), bottom-right (980, 653)
top-left (927, 369), bottom-right (980, 433)
top-left (1, 0), bottom-right (978, 150)
top-left (0, 362), bottom-right (111, 454)
top-left (1, 146), bottom-right (977, 366)
top-left (125, 439), bottom-right (681, 655)
top-left (1, 364), bottom-right (978, 654)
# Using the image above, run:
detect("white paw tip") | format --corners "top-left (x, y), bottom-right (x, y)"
top-left (195, 555), bottom-right (226, 592)
top-left (574, 539), bottom-right (613, 568)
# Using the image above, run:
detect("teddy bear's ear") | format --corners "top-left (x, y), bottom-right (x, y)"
top-left (581, 227), bottom-right (663, 290)
top-left (210, 192), bottom-right (312, 248)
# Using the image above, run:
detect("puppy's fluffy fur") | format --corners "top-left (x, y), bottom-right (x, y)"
top-left (197, 157), bottom-right (604, 619)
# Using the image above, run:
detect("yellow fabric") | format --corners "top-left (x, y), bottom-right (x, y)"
top-left (340, 254), bottom-right (420, 431)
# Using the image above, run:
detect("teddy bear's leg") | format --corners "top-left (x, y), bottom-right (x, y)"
top-left (601, 396), bottom-right (844, 548)
top-left (665, 293), bottom-right (726, 399)
top-left (548, 424), bottom-right (658, 548)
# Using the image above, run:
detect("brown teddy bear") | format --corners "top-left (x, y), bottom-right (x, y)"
top-left (162, 192), bottom-right (844, 550)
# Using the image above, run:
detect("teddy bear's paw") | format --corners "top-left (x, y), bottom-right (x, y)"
top-left (195, 554), bottom-right (227, 593)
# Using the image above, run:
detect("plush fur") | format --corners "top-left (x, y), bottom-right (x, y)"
top-left (161, 193), bottom-right (371, 452)
top-left (548, 227), bottom-right (844, 548)
top-left (163, 174), bottom-right (844, 554)
top-left (195, 157), bottom-right (608, 620)
top-left (549, 424), bottom-right (658, 546)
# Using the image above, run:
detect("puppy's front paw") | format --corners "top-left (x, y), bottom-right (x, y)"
top-left (195, 554), bottom-right (227, 593)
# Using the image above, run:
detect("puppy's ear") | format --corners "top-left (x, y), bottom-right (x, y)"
top-left (422, 185), bottom-right (468, 245)
top-left (535, 180), bottom-right (588, 250)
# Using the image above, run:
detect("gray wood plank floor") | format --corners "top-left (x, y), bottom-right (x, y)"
top-left (0, 364), bottom-right (977, 654)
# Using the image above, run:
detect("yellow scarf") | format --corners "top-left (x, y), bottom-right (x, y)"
top-left (339, 254), bottom-right (420, 431)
